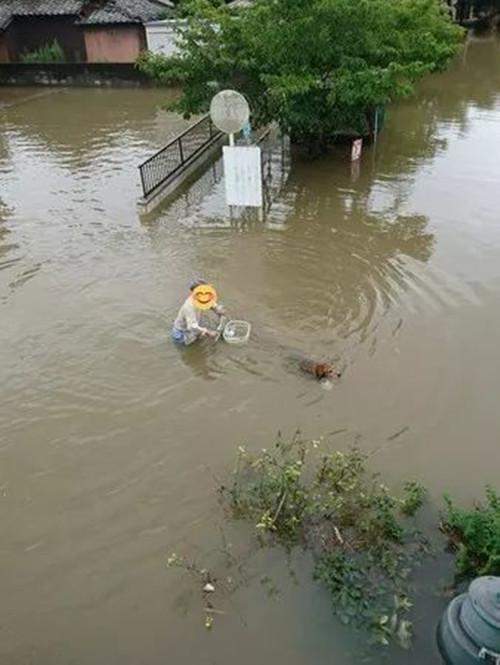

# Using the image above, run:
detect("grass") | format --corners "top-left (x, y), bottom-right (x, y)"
top-left (21, 40), bottom-right (66, 64)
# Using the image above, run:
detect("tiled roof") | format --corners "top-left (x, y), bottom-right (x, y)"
top-left (0, 0), bottom-right (84, 29)
top-left (79, 0), bottom-right (174, 25)
top-left (0, 5), bottom-right (11, 29)
top-left (0, 0), bottom-right (173, 30)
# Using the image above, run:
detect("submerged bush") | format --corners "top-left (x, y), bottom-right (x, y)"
top-left (221, 434), bottom-right (429, 648)
top-left (441, 486), bottom-right (500, 579)
top-left (165, 436), bottom-right (498, 647)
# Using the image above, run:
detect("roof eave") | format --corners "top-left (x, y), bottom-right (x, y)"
top-left (0, 17), bottom-right (14, 32)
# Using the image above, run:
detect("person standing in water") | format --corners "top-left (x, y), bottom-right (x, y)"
top-left (171, 280), bottom-right (225, 346)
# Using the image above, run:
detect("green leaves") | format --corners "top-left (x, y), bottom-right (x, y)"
top-left (137, 0), bottom-right (464, 148)
top-left (401, 481), bottom-right (428, 517)
top-left (222, 437), bottom-right (428, 648)
top-left (21, 39), bottom-right (66, 64)
top-left (441, 486), bottom-right (500, 578)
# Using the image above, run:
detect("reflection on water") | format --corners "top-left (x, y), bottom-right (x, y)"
top-left (1, 33), bottom-right (500, 665)
top-left (0, 198), bottom-right (20, 298)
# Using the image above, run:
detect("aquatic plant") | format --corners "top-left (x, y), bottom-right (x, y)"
top-left (401, 480), bottom-right (428, 517)
top-left (165, 437), bottom-right (500, 646)
top-left (166, 552), bottom-right (225, 630)
top-left (221, 434), bottom-right (429, 647)
top-left (441, 486), bottom-right (500, 578)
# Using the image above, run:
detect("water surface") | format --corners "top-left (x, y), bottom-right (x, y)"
top-left (1, 33), bottom-right (500, 665)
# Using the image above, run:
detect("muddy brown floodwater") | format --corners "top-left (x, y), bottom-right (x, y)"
top-left (2, 32), bottom-right (500, 665)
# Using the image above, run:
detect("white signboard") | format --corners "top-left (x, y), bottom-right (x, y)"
top-left (223, 146), bottom-right (262, 207)
top-left (351, 138), bottom-right (363, 161)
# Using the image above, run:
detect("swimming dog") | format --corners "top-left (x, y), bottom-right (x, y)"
top-left (298, 358), bottom-right (342, 381)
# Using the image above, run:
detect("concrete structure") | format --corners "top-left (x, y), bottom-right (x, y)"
top-left (0, 0), bottom-right (175, 63)
top-left (0, 62), bottom-right (148, 87)
top-left (143, 3), bottom-right (254, 57)
top-left (145, 20), bottom-right (180, 57)
top-left (137, 123), bottom-right (280, 216)
top-left (138, 134), bottom-right (226, 215)
top-left (438, 576), bottom-right (500, 664)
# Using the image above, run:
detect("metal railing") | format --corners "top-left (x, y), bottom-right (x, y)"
top-left (258, 127), bottom-right (272, 175)
top-left (138, 114), bottom-right (221, 198)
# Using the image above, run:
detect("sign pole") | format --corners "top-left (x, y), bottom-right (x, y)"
top-left (351, 138), bottom-right (363, 162)
top-left (210, 90), bottom-right (262, 209)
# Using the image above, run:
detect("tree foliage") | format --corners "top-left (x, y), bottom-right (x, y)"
top-left (137, 0), bottom-right (463, 147)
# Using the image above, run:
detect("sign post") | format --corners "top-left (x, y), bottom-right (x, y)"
top-left (210, 90), bottom-right (262, 208)
top-left (351, 138), bottom-right (363, 162)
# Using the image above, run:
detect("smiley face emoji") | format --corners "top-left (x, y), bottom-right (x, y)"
top-left (192, 284), bottom-right (218, 310)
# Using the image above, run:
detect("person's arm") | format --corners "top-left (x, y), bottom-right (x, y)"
top-left (212, 303), bottom-right (226, 317)
top-left (185, 306), bottom-right (217, 338)
top-left (185, 309), bottom-right (207, 334)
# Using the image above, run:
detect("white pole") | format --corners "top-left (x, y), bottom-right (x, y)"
top-left (229, 133), bottom-right (235, 147)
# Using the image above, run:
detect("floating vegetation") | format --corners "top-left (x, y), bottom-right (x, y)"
top-left (221, 433), bottom-right (429, 648)
top-left (167, 552), bottom-right (228, 630)
top-left (165, 433), bottom-right (500, 651)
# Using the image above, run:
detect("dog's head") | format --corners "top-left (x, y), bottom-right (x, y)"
top-left (314, 363), bottom-right (341, 380)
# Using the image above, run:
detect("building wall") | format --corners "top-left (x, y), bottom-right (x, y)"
top-left (145, 20), bottom-right (181, 57)
top-left (7, 16), bottom-right (86, 62)
top-left (83, 26), bottom-right (145, 63)
top-left (0, 34), bottom-right (9, 62)
top-left (0, 62), bottom-right (149, 87)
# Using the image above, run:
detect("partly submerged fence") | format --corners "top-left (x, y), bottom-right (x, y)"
top-left (137, 118), bottom-right (286, 215)
top-left (138, 114), bottom-right (221, 198)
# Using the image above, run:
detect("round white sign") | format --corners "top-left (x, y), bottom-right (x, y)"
top-left (209, 90), bottom-right (250, 135)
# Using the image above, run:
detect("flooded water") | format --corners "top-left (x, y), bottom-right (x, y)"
top-left (2, 32), bottom-right (500, 665)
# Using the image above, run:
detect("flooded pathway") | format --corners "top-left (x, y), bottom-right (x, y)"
top-left (1, 32), bottom-right (500, 665)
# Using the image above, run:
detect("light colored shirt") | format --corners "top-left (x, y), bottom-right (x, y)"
top-left (173, 296), bottom-right (222, 334)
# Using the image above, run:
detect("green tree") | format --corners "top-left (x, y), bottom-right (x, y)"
top-left (138, 0), bottom-right (463, 151)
